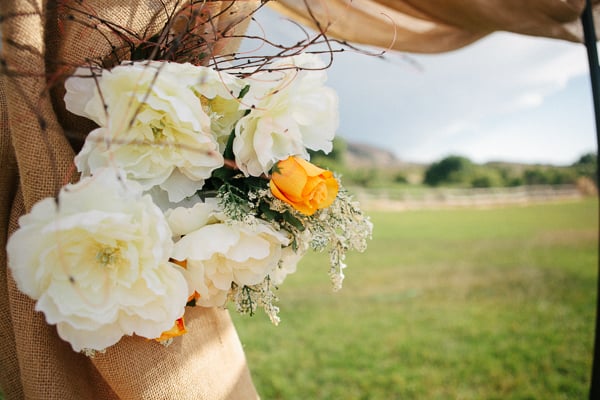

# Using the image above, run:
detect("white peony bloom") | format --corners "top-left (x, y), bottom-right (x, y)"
top-left (269, 228), bottom-right (310, 286)
top-left (6, 169), bottom-right (189, 352)
top-left (233, 53), bottom-right (339, 176)
top-left (66, 62), bottom-right (243, 203)
top-left (64, 66), bottom-right (104, 126)
top-left (192, 66), bottom-right (246, 151)
top-left (269, 245), bottom-right (304, 287)
top-left (167, 200), bottom-right (290, 307)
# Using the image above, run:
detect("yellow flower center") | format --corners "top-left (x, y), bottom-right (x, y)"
top-left (96, 247), bottom-right (120, 267)
top-left (151, 124), bottom-right (166, 141)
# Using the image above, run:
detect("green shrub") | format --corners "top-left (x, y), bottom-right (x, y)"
top-left (572, 152), bottom-right (597, 182)
top-left (424, 155), bottom-right (474, 186)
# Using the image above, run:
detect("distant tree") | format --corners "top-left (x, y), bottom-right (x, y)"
top-left (496, 167), bottom-right (523, 187)
top-left (576, 152), bottom-right (597, 165)
top-left (523, 167), bottom-right (577, 185)
top-left (506, 176), bottom-right (524, 187)
top-left (393, 172), bottom-right (408, 184)
top-left (343, 167), bottom-right (383, 187)
top-left (549, 168), bottom-right (577, 185)
top-left (424, 155), bottom-right (473, 186)
top-left (523, 168), bottom-right (550, 185)
top-left (572, 152), bottom-right (597, 182)
top-left (470, 169), bottom-right (504, 188)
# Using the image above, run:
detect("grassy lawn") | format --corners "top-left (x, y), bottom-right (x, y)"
top-left (232, 199), bottom-right (598, 399)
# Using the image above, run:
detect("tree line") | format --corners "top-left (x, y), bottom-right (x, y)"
top-left (423, 153), bottom-right (596, 188)
top-left (308, 137), bottom-right (597, 189)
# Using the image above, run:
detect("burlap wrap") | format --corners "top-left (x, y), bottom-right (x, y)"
top-left (0, 1), bottom-right (260, 399)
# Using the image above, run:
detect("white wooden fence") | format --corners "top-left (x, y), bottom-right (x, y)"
top-left (353, 185), bottom-right (587, 211)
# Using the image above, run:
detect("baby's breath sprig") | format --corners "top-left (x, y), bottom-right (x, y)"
top-left (229, 278), bottom-right (281, 325)
top-left (305, 184), bottom-right (373, 291)
top-left (217, 181), bottom-right (258, 223)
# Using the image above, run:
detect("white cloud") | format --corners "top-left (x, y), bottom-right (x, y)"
top-left (247, 8), bottom-right (596, 165)
top-left (514, 92), bottom-right (544, 109)
top-left (326, 32), bottom-right (595, 164)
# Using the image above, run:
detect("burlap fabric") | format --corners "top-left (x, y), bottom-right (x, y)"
top-left (270, 0), bottom-right (600, 53)
top-left (0, 1), bottom-right (260, 399)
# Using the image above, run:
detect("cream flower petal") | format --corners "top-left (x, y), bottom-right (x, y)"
top-left (233, 53), bottom-right (338, 176)
top-left (64, 66), bottom-right (105, 126)
top-left (6, 168), bottom-right (188, 352)
top-left (165, 200), bottom-right (217, 238)
top-left (168, 201), bottom-right (290, 304)
top-left (159, 168), bottom-right (206, 203)
top-left (67, 61), bottom-right (231, 201)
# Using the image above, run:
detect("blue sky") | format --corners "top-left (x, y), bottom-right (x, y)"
top-left (250, 7), bottom-right (597, 166)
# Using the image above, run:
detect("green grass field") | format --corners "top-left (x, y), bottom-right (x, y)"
top-left (231, 199), bottom-right (598, 399)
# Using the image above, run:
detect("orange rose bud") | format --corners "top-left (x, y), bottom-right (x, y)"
top-left (156, 317), bottom-right (187, 342)
top-left (270, 156), bottom-right (339, 216)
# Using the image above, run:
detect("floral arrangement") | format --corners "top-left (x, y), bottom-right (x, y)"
top-left (6, 53), bottom-right (372, 353)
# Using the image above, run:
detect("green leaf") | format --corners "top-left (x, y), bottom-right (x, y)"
top-left (238, 84), bottom-right (251, 99)
top-left (259, 202), bottom-right (279, 220)
top-left (283, 211), bottom-right (305, 231)
top-left (271, 163), bottom-right (282, 175)
top-left (245, 176), bottom-right (269, 191)
top-left (211, 166), bottom-right (236, 184)
top-left (223, 128), bottom-right (236, 161)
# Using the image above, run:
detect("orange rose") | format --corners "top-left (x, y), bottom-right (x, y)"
top-left (270, 156), bottom-right (339, 216)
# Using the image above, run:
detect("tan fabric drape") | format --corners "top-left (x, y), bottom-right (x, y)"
top-left (269, 0), bottom-right (600, 53)
top-left (0, 1), bottom-right (260, 399)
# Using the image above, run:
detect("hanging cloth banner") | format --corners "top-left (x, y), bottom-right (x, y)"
top-left (270, 0), bottom-right (600, 53)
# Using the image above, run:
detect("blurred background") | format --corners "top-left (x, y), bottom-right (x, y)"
top-left (231, 5), bottom-right (599, 399)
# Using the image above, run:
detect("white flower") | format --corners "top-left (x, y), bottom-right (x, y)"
top-left (269, 229), bottom-right (310, 286)
top-left (192, 66), bottom-right (246, 151)
top-left (269, 246), bottom-right (304, 286)
top-left (64, 66), bottom-right (104, 126)
top-left (167, 200), bottom-right (290, 307)
top-left (66, 62), bottom-right (243, 203)
top-left (6, 169), bottom-right (188, 352)
top-left (233, 54), bottom-right (339, 176)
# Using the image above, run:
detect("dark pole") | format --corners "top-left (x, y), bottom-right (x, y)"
top-left (581, 0), bottom-right (600, 398)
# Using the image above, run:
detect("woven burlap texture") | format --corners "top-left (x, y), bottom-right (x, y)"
top-left (0, 1), bottom-right (260, 399)
top-left (271, 0), bottom-right (598, 53)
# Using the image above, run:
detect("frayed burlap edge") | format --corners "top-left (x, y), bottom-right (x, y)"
top-left (1, 1), bottom-right (260, 399)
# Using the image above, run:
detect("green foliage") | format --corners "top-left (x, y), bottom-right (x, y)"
top-left (424, 155), bottom-right (474, 186)
top-left (304, 134), bottom-right (597, 190)
top-left (312, 142), bottom-right (595, 190)
top-left (522, 167), bottom-right (578, 185)
top-left (470, 168), bottom-right (504, 188)
top-left (573, 152), bottom-right (597, 182)
top-left (419, 154), bottom-right (592, 188)
top-left (522, 168), bottom-right (550, 185)
top-left (232, 200), bottom-right (597, 399)
top-left (343, 168), bottom-right (382, 187)
top-left (496, 167), bottom-right (524, 187)
top-left (309, 137), bottom-right (347, 170)
top-left (393, 172), bottom-right (408, 184)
